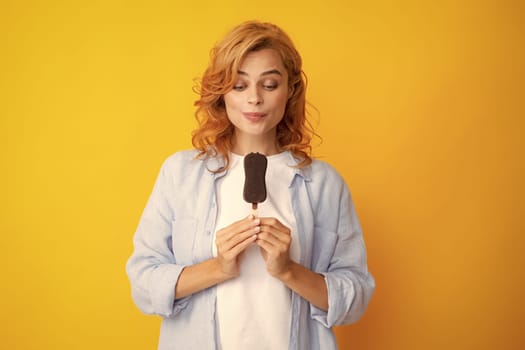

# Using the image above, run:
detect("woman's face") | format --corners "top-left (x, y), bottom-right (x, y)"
top-left (223, 48), bottom-right (289, 145)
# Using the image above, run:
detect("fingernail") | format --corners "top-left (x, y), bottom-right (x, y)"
top-left (253, 218), bottom-right (260, 225)
top-left (254, 226), bottom-right (260, 233)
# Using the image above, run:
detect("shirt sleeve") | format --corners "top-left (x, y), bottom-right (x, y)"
top-left (310, 178), bottom-right (375, 327)
top-left (125, 159), bottom-right (190, 318)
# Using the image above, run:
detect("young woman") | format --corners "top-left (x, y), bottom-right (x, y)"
top-left (126, 20), bottom-right (375, 350)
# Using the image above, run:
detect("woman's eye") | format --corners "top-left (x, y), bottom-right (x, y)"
top-left (232, 83), bottom-right (246, 91)
top-left (263, 84), bottom-right (278, 90)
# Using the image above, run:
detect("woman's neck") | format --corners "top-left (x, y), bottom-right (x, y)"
top-left (230, 133), bottom-right (281, 156)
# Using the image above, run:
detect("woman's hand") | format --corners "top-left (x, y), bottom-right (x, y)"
top-left (175, 216), bottom-right (258, 299)
top-left (255, 217), bottom-right (329, 311)
top-left (255, 217), bottom-right (292, 278)
top-left (215, 215), bottom-right (259, 278)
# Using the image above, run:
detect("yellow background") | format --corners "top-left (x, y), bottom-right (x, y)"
top-left (2, 0), bottom-right (524, 349)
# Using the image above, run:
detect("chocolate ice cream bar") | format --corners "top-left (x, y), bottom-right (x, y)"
top-left (243, 152), bottom-right (267, 212)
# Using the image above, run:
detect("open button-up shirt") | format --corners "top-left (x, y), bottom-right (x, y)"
top-left (126, 150), bottom-right (375, 350)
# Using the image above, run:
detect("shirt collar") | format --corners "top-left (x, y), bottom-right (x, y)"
top-left (205, 150), bottom-right (313, 183)
top-left (284, 151), bottom-right (312, 183)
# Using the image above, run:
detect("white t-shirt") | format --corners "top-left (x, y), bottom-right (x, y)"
top-left (212, 152), bottom-right (300, 350)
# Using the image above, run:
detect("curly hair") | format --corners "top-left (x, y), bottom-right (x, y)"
top-left (192, 20), bottom-right (315, 172)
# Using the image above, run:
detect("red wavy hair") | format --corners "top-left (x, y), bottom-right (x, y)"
top-left (192, 21), bottom-right (315, 172)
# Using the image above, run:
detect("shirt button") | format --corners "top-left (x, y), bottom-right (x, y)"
top-left (206, 230), bottom-right (211, 235)
top-left (211, 202), bottom-right (216, 208)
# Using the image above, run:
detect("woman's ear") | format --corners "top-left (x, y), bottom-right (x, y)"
top-left (288, 85), bottom-right (295, 99)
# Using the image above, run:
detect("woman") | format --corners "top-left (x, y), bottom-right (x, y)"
top-left (126, 20), bottom-right (375, 350)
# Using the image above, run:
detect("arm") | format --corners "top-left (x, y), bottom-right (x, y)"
top-left (309, 181), bottom-right (375, 327)
top-left (174, 258), bottom-right (227, 299)
top-left (276, 261), bottom-right (328, 311)
top-left (175, 216), bottom-right (259, 299)
top-left (125, 160), bottom-right (186, 317)
top-left (256, 217), bottom-right (374, 322)
top-left (126, 157), bottom-right (260, 316)
top-left (256, 218), bottom-right (328, 311)
top-left (256, 168), bottom-right (375, 327)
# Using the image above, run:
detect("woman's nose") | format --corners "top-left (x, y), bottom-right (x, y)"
top-left (247, 87), bottom-right (263, 105)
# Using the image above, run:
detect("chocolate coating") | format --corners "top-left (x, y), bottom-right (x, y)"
top-left (243, 152), bottom-right (267, 205)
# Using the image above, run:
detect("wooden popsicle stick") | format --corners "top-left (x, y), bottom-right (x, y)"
top-left (252, 203), bottom-right (258, 218)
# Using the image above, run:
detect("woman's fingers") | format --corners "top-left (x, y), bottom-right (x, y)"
top-left (228, 232), bottom-right (257, 257)
top-left (214, 215), bottom-right (259, 278)
top-left (259, 225), bottom-right (290, 242)
top-left (255, 218), bottom-right (292, 277)
top-left (214, 216), bottom-right (294, 278)
top-left (257, 218), bottom-right (291, 247)
top-left (217, 216), bottom-right (258, 240)
top-left (216, 215), bottom-right (259, 257)
top-left (255, 238), bottom-right (274, 255)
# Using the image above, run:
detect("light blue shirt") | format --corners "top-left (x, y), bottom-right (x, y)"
top-left (126, 150), bottom-right (375, 350)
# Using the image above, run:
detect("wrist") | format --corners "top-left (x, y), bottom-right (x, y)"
top-left (212, 258), bottom-right (238, 282)
top-left (275, 261), bottom-right (295, 283)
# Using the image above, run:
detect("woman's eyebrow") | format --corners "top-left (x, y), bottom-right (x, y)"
top-left (237, 69), bottom-right (283, 77)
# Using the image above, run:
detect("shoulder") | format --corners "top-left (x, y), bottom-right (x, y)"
top-left (157, 149), bottom-right (209, 182)
top-left (308, 158), bottom-right (346, 187)
top-left (302, 158), bottom-right (352, 205)
top-left (162, 149), bottom-right (200, 167)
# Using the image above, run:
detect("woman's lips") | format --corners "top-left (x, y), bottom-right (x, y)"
top-left (242, 112), bottom-right (267, 122)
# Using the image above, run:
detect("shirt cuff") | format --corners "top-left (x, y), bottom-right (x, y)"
top-left (310, 272), bottom-right (356, 328)
top-left (150, 263), bottom-right (187, 317)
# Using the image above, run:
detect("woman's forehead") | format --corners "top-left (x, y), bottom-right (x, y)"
top-left (236, 49), bottom-right (287, 77)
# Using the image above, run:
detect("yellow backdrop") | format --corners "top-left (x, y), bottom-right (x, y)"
top-left (2, 0), bottom-right (524, 349)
